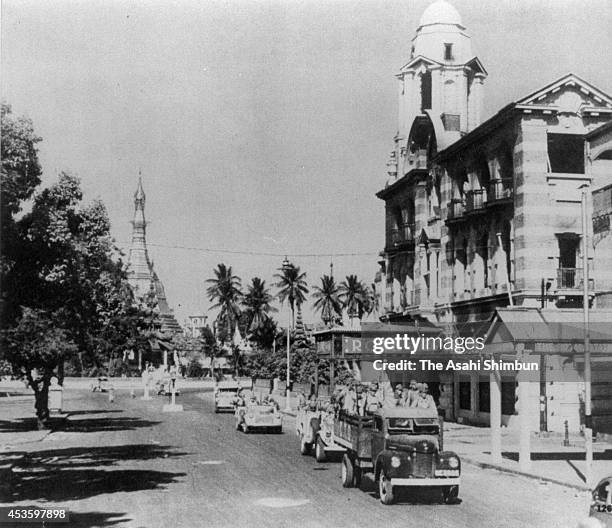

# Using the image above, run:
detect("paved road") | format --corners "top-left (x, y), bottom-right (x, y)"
top-left (2, 389), bottom-right (590, 527)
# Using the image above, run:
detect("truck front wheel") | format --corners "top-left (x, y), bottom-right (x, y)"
top-left (378, 472), bottom-right (395, 505)
top-left (441, 485), bottom-right (459, 504)
top-left (341, 454), bottom-right (355, 488)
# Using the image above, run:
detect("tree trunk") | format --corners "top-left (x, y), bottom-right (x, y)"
top-left (28, 372), bottom-right (51, 430)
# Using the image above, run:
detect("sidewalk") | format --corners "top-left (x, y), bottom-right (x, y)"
top-left (274, 394), bottom-right (612, 491)
top-left (444, 422), bottom-right (612, 491)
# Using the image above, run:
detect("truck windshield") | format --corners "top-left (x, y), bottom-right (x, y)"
top-left (387, 417), bottom-right (440, 434)
top-left (387, 418), bottom-right (413, 432)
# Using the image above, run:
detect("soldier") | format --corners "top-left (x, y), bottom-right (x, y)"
top-left (342, 383), bottom-right (357, 414)
top-left (364, 382), bottom-right (383, 414)
top-left (406, 379), bottom-right (420, 407)
top-left (393, 383), bottom-right (406, 407)
top-left (414, 383), bottom-right (436, 410)
top-left (247, 393), bottom-right (259, 407)
top-left (233, 388), bottom-right (246, 408)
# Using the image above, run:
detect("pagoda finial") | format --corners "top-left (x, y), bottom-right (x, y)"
top-left (134, 174), bottom-right (145, 203)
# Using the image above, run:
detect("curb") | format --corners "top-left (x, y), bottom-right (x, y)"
top-left (460, 455), bottom-right (590, 492)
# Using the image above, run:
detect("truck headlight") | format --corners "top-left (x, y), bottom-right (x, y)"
top-left (391, 456), bottom-right (401, 468)
top-left (448, 456), bottom-right (459, 469)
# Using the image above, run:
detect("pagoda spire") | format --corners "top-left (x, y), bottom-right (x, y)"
top-left (127, 175), bottom-right (153, 298)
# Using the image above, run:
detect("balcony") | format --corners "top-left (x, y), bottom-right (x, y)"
top-left (406, 149), bottom-right (428, 170)
top-left (465, 189), bottom-right (486, 214)
top-left (446, 199), bottom-right (466, 224)
top-left (556, 268), bottom-right (595, 290)
top-left (487, 179), bottom-right (513, 205)
top-left (389, 224), bottom-right (415, 249)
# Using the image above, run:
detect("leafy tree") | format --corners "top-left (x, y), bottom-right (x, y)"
top-left (205, 263), bottom-right (242, 344)
top-left (200, 325), bottom-right (221, 379)
top-left (312, 274), bottom-right (342, 326)
top-left (242, 277), bottom-right (276, 333)
top-left (248, 317), bottom-right (280, 351)
top-left (1, 111), bottom-right (152, 425)
top-left (339, 275), bottom-right (367, 326)
top-left (274, 262), bottom-right (308, 328)
top-left (1, 103), bottom-right (43, 327)
top-left (2, 309), bottom-right (77, 428)
top-left (362, 282), bottom-right (380, 317)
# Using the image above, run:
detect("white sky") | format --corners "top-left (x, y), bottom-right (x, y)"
top-left (2, 0), bottom-right (611, 325)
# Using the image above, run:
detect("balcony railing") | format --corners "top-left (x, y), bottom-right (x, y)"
top-left (488, 178), bottom-right (513, 203)
top-left (446, 199), bottom-right (465, 223)
top-left (407, 149), bottom-right (428, 170)
top-left (465, 189), bottom-right (486, 213)
top-left (390, 224), bottom-right (415, 246)
top-left (557, 267), bottom-right (595, 290)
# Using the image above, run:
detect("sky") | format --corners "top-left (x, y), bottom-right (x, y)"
top-left (2, 0), bottom-right (611, 326)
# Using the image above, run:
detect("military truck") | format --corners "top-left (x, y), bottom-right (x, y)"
top-left (333, 407), bottom-right (460, 505)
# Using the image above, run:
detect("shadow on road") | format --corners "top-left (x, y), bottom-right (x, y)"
top-left (2, 444), bottom-right (187, 502)
top-left (1, 508), bottom-right (130, 528)
top-left (0, 415), bottom-right (160, 434)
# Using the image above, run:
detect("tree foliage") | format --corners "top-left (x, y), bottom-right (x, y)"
top-left (312, 274), bottom-right (342, 326)
top-left (274, 263), bottom-right (308, 326)
top-left (205, 263), bottom-right (242, 343)
top-left (0, 105), bottom-right (152, 427)
top-left (242, 277), bottom-right (276, 333)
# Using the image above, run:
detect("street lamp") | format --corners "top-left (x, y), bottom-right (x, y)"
top-left (281, 256), bottom-right (292, 411)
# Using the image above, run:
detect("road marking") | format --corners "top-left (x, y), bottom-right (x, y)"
top-left (193, 460), bottom-right (225, 465)
top-left (253, 498), bottom-right (311, 508)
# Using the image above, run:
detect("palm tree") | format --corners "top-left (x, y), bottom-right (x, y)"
top-left (205, 263), bottom-right (242, 344)
top-left (274, 262), bottom-right (308, 328)
top-left (362, 282), bottom-right (380, 318)
top-left (312, 274), bottom-right (342, 326)
top-left (243, 277), bottom-right (277, 333)
top-left (338, 274), bottom-right (367, 327)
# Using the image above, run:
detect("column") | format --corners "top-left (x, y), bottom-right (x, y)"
top-left (490, 368), bottom-right (502, 463)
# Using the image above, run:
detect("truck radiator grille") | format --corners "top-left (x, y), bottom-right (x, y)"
top-left (412, 453), bottom-right (434, 477)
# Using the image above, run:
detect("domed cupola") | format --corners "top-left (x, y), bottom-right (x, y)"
top-left (412, 0), bottom-right (472, 64)
top-left (418, 0), bottom-right (463, 29)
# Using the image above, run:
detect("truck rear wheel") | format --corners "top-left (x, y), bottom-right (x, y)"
top-left (378, 473), bottom-right (395, 505)
top-left (315, 437), bottom-right (327, 462)
top-left (300, 436), bottom-right (311, 455)
top-left (341, 454), bottom-right (355, 488)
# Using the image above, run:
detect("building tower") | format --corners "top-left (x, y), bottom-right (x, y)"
top-left (388, 0), bottom-right (487, 183)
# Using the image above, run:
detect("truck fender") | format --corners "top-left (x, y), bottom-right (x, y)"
top-left (437, 450), bottom-right (461, 471)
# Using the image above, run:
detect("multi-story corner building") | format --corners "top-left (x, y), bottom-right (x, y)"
top-left (377, 0), bottom-right (612, 327)
top-left (375, 0), bottom-right (612, 431)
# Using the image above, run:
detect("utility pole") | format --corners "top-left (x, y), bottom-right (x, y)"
top-left (581, 187), bottom-right (593, 489)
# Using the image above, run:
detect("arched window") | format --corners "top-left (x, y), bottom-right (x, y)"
top-left (421, 71), bottom-right (432, 111)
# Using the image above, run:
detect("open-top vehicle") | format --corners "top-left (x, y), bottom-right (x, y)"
top-left (296, 403), bottom-right (346, 461)
top-left (235, 403), bottom-right (282, 434)
top-left (214, 381), bottom-right (241, 412)
top-left (333, 407), bottom-right (460, 505)
top-left (90, 377), bottom-right (110, 392)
